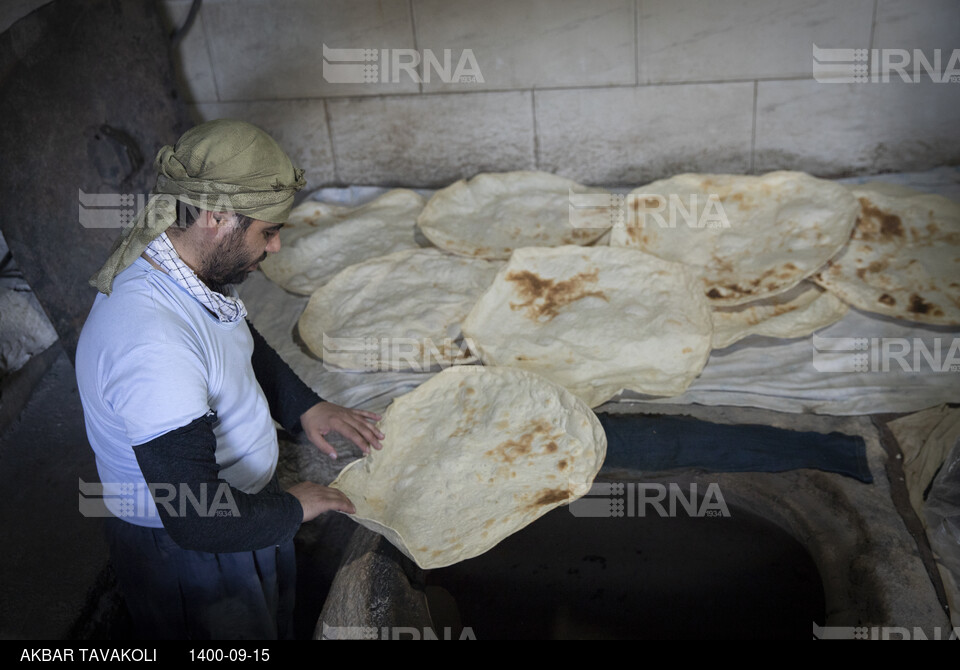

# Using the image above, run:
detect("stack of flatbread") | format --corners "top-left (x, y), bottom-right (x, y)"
top-left (298, 248), bottom-right (502, 371)
top-left (710, 281), bottom-right (848, 350)
top-left (417, 171), bottom-right (612, 259)
top-left (257, 168), bottom-right (958, 566)
top-left (461, 245), bottom-right (714, 407)
top-left (609, 171), bottom-right (860, 305)
top-left (271, 169), bottom-right (960, 398)
top-left (284, 170), bottom-right (960, 404)
top-left (601, 171), bottom-right (870, 350)
top-left (260, 188), bottom-right (426, 295)
top-left (812, 183), bottom-right (960, 326)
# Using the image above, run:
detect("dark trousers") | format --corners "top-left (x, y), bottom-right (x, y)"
top-left (104, 516), bottom-right (296, 640)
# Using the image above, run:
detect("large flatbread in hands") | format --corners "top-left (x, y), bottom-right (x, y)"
top-left (417, 171), bottom-right (612, 259)
top-left (812, 184), bottom-right (960, 326)
top-left (461, 246), bottom-right (714, 407)
top-left (711, 281), bottom-right (849, 349)
top-left (298, 248), bottom-right (502, 371)
top-left (329, 366), bottom-right (607, 569)
top-left (609, 171), bottom-right (860, 306)
top-left (260, 189), bottom-right (426, 295)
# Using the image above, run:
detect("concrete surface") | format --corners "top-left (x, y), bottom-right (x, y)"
top-left (0, 345), bottom-right (108, 640)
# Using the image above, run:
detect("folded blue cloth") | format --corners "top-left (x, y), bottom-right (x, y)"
top-left (597, 413), bottom-right (872, 483)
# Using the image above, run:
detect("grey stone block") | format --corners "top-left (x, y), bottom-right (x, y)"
top-left (328, 91), bottom-right (535, 187)
top-left (535, 83), bottom-right (754, 186)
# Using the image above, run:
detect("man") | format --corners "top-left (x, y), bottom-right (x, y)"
top-left (75, 119), bottom-right (381, 639)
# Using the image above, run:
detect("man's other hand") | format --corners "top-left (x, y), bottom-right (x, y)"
top-left (287, 481), bottom-right (355, 522)
top-left (300, 401), bottom-right (383, 459)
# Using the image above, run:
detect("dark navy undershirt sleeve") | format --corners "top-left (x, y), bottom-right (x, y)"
top-left (247, 320), bottom-right (323, 435)
top-left (132, 413), bottom-right (304, 553)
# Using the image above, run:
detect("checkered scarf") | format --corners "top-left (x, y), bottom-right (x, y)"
top-left (144, 233), bottom-right (247, 324)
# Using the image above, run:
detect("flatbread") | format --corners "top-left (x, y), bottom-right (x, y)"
top-left (417, 171), bottom-right (612, 259)
top-left (260, 189), bottom-right (426, 295)
top-left (298, 248), bottom-right (502, 371)
top-left (711, 281), bottom-right (849, 349)
top-left (609, 171), bottom-right (860, 306)
top-left (461, 245), bottom-right (714, 407)
top-left (812, 184), bottom-right (960, 326)
top-left (329, 365), bottom-right (607, 569)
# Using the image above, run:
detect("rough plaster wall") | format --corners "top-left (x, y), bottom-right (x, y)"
top-left (162, 0), bottom-right (960, 188)
top-left (0, 0), bottom-right (194, 361)
top-left (0, 0), bottom-right (51, 34)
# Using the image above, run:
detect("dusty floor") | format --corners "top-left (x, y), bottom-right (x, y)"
top-left (0, 345), bottom-right (107, 639)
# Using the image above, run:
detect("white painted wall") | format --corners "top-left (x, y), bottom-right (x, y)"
top-left (161, 0), bottom-right (960, 188)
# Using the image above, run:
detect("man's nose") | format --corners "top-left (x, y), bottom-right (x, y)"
top-left (266, 234), bottom-right (281, 253)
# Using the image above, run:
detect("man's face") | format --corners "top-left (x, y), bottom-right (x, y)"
top-left (198, 216), bottom-right (283, 293)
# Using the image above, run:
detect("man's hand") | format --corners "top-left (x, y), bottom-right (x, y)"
top-left (300, 401), bottom-right (383, 459)
top-left (287, 481), bottom-right (355, 522)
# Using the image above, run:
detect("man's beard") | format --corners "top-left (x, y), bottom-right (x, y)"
top-left (196, 227), bottom-right (266, 295)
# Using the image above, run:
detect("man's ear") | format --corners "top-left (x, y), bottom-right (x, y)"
top-left (202, 210), bottom-right (239, 241)
top-left (194, 209), bottom-right (219, 230)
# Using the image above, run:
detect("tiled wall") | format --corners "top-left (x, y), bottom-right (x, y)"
top-left (163, 0), bottom-right (960, 189)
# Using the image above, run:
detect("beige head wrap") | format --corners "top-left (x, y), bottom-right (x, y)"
top-left (89, 119), bottom-right (306, 294)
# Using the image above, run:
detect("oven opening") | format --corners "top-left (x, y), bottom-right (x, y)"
top-left (423, 493), bottom-right (825, 640)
